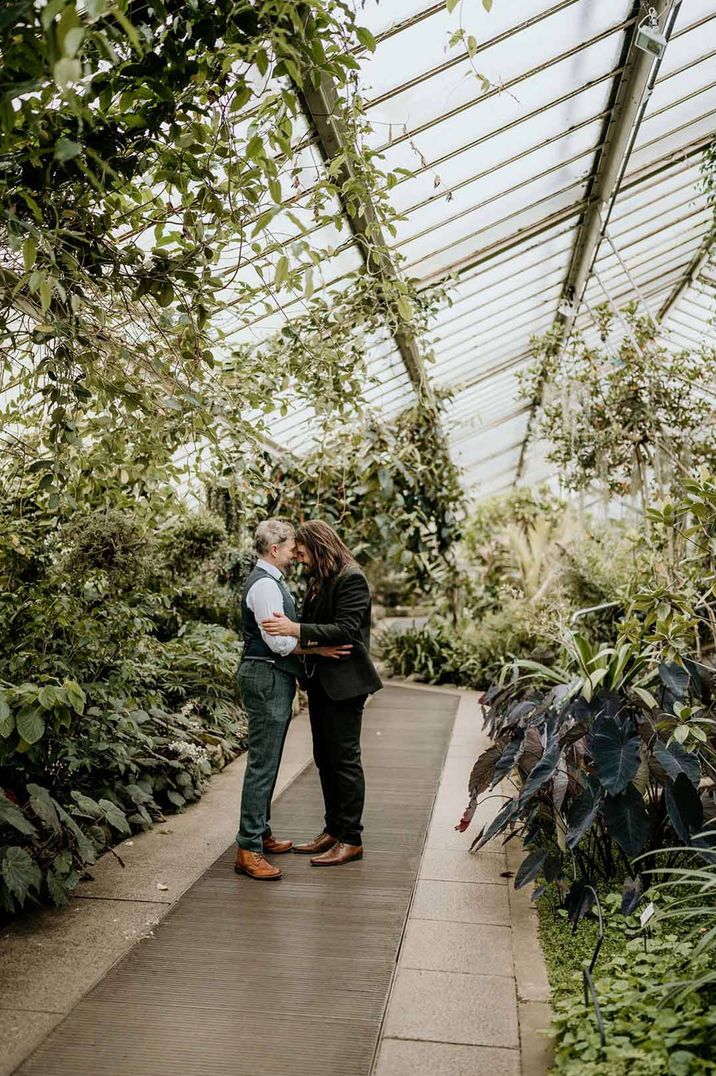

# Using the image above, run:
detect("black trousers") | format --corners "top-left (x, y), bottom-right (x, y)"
top-left (307, 679), bottom-right (367, 846)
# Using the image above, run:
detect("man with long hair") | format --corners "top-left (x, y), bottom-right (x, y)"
top-left (235, 519), bottom-right (351, 880)
top-left (262, 520), bottom-right (382, 866)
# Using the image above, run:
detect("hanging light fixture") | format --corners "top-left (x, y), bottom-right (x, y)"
top-left (635, 6), bottom-right (667, 58)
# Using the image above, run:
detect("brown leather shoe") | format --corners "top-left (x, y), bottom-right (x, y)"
top-left (311, 841), bottom-right (363, 867)
top-left (262, 835), bottom-right (293, 854)
top-left (293, 831), bottom-right (337, 855)
top-left (235, 848), bottom-right (282, 880)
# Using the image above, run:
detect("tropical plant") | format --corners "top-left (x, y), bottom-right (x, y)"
top-left (461, 636), bottom-right (714, 910)
top-left (524, 310), bottom-right (716, 498)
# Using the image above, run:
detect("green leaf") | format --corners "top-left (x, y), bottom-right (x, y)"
top-left (53, 57), bottom-right (82, 89)
top-left (0, 689), bottom-right (13, 737)
top-left (22, 236), bottom-right (37, 271)
top-left (112, 8), bottom-right (142, 51)
top-left (274, 255), bottom-right (289, 289)
top-left (98, 799), bottom-right (131, 835)
top-left (47, 870), bottom-right (72, 907)
top-left (446, 0), bottom-right (460, 12)
top-left (0, 792), bottom-right (37, 837)
top-left (356, 26), bottom-right (377, 51)
top-left (16, 705), bottom-right (46, 745)
top-left (1, 847), bottom-right (42, 905)
top-left (26, 784), bottom-right (61, 833)
top-left (482, 0), bottom-right (493, 10)
top-left (55, 138), bottom-right (83, 162)
top-left (63, 679), bottom-right (86, 715)
top-left (54, 802), bottom-right (97, 864)
top-left (71, 791), bottom-right (103, 818)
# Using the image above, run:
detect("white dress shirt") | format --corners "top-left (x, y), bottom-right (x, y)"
top-left (246, 559), bottom-right (298, 657)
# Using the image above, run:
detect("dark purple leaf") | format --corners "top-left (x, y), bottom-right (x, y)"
top-left (490, 730), bottom-right (525, 789)
top-left (468, 744), bottom-right (502, 797)
top-left (473, 797), bottom-right (519, 851)
top-left (665, 772), bottom-right (703, 843)
top-left (653, 741), bottom-right (701, 787)
top-left (566, 776), bottom-right (602, 850)
top-left (565, 877), bottom-right (595, 926)
top-left (659, 662), bottom-right (689, 700)
top-left (514, 847), bottom-right (549, 890)
top-left (621, 874), bottom-right (647, 915)
top-left (603, 785), bottom-right (649, 858)
top-left (591, 714), bottom-right (640, 794)
top-left (518, 735), bottom-right (561, 805)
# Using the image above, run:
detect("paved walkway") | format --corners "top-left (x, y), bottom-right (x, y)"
top-left (3, 684), bottom-right (550, 1076)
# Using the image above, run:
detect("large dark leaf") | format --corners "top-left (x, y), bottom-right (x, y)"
top-left (472, 797), bottom-right (519, 851)
top-left (565, 877), bottom-right (595, 926)
top-left (559, 721), bottom-right (588, 750)
top-left (621, 874), bottom-right (647, 915)
top-left (0, 792), bottom-right (37, 837)
top-left (514, 847), bottom-right (549, 890)
top-left (518, 734), bottom-right (561, 805)
top-left (659, 662), bottom-right (689, 700)
top-left (504, 701), bottom-right (538, 728)
top-left (566, 776), bottom-right (602, 850)
top-left (603, 784), bottom-right (650, 858)
top-left (468, 744), bottom-right (502, 797)
top-left (544, 852), bottom-right (563, 883)
top-left (665, 773), bottom-right (703, 843)
top-left (653, 742), bottom-right (701, 787)
top-left (591, 715), bottom-right (640, 795)
top-left (490, 730), bottom-right (526, 789)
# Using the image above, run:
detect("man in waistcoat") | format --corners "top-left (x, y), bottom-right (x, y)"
top-left (235, 518), bottom-right (352, 880)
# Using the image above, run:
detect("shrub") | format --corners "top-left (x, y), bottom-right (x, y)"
top-left (462, 636), bottom-right (714, 905)
top-left (379, 603), bottom-right (543, 689)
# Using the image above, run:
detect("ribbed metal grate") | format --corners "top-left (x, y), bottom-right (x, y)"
top-left (14, 686), bottom-right (458, 1076)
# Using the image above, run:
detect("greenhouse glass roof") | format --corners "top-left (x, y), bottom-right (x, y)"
top-left (233, 0), bottom-right (716, 497)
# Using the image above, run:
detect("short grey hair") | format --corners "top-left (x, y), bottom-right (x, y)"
top-left (255, 518), bottom-right (294, 555)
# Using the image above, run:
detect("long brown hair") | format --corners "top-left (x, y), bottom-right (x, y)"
top-left (295, 520), bottom-right (357, 583)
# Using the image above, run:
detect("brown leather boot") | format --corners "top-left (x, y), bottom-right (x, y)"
top-left (311, 841), bottom-right (363, 867)
top-left (262, 835), bottom-right (293, 854)
top-left (293, 831), bottom-right (337, 855)
top-left (235, 847), bottom-right (282, 880)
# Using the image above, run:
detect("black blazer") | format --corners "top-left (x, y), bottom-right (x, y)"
top-left (300, 566), bottom-right (383, 701)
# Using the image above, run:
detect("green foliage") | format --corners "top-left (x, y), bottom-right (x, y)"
top-left (545, 896), bottom-right (716, 1075)
top-left (0, 456), bottom-right (247, 914)
top-left (524, 309), bottom-right (716, 496)
top-left (1, 0), bottom-right (402, 485)
top-left (379, 604), bottom-right (542, 688)
top-left (211, 398), bottom-right (465, 602)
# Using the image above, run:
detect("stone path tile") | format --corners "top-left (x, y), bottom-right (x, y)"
top-left (399, 919), bottom-right (514, 976)
top-left (419, 848), bottom-right (507, 884)
top-left (373, 1039), bottom-right (520, 1076)
top-left (411, 880), bottom-right (510, 926)
top-left (383, 968), bottom-right (519, 1048)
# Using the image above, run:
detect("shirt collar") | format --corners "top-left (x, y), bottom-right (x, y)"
top-left (256, 558), bottom-right (282, 581)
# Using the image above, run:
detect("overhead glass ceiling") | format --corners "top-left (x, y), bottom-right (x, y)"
top-left (236, 0), bottom-right (716, 497)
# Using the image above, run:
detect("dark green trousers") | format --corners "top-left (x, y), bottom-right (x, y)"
top-left (236, 660), bottom-right (296, 852)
